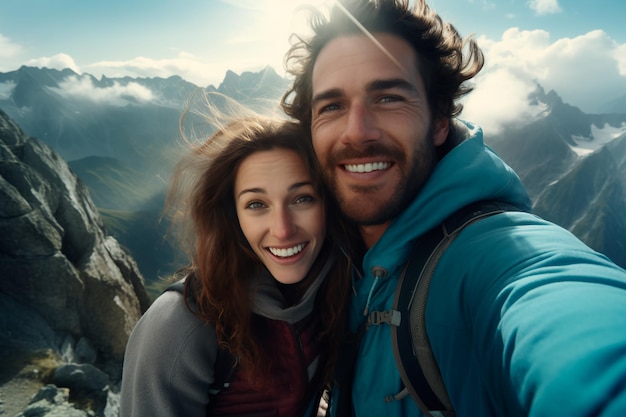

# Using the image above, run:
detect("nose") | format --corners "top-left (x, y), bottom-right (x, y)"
top-left (342, 102), bottom-right (381, 146)
top-left (271, 207), bottom-right (296, 240)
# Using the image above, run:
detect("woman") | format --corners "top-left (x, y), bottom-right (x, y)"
top-left (119, 115), bottom-right (352, 417)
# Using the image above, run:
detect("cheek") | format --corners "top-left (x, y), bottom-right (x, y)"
top-left (311, 137), bottom-right (324, 159)
top-left (312, 206), bottom-right (326, 241)
top-left (237, 216), bottom-right (258, 245)
top-left (235, 207), bottom-right (247, 235)
top-left (402, 121), bottom-right (430, 151)
top-left (312, 127), bottom-right (333, 159)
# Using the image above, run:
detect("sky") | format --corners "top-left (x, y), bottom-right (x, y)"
top-left (1, 0), bottom-right (626, 135)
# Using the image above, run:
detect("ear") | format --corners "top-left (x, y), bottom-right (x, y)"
top-left (432, 117), bottom-right (449, 147)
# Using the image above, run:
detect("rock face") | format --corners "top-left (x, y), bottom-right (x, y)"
top-left (0, 109), bottom-right (151, 416)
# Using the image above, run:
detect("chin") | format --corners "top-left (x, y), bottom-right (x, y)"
top-left (274, 277), bottom-right (305, 285)
top-left (272, 271), bottom-right (307, 285)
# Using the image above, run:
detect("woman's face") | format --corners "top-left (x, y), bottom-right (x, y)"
top-left (235, 148), bottom-right (326, 284)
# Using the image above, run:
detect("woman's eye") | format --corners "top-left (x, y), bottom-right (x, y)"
top-left (294, 195), bottom-right (315, 205)
top-left (246, 201), bottom-right (265, 210)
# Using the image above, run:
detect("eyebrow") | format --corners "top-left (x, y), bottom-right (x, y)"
top-left (311, 88), bottom-right (343, 108)
top-left (368, 78), bottom-right (418, 94)
top-left (311, 77), bottom-right (419, 107)
top-left (237, 181), bottom-right (314, 199)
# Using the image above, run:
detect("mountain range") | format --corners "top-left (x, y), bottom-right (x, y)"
top-left (488, 87), bottom-right (626, 269)
top-left (1, 65), bottom-right (625, 287)
top-left (0, 65), bottom-right (291, 292)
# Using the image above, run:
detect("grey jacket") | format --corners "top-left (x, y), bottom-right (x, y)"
top-left (119, 266), bottom-right (330, 417)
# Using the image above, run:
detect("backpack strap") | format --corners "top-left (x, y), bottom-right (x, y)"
top-left (390, 201), bottom-right (521, 417)
top-left (207, 347), bottom-right (237, 396)
top-left (163, 278), bottom-right (236, 399)
top-left (330, 326), bottom-right (365, 417)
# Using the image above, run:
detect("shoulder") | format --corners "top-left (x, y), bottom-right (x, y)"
top-left (426, 211), bottom-right (626, 414)
top-left (450, 210), bottom-right (619, 271)
top-left (127, 289), bottom-right (218, 360)
top-left (124, 290), bottom-right (219, 384)
top-left (121, 290), bottom-right (220, 416)
top-left (429, 210), bottom-right (626, 320)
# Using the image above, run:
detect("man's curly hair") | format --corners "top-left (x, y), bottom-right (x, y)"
top-left (281, 0), bottom-right (484, 129)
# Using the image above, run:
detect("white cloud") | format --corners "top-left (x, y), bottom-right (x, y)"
top-left (48, 75), bottom-right (155, 106)
top-left (461, 28), bottom-right (626, 131)
top-left (615, 43), bottom-right (626, 76)
top-left (214, 0), bottom-right (335, 78)
top-left (84, 52), bottom-right (228, 88)
top-left (0, 34), bottom-right (22, 59)
top-left (462, 68), bottom-right (548, 135)
top-left (0, 81), bottom-right (16, 100)
top-left (528, 0), bottom-right (562, 15)
top-left (71, 0), bottom-right (333, 88)
top-left (25, 53), bottom-right (81, 73)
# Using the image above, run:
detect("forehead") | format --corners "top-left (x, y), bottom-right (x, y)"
top-left (235, 149), bottom-right (310, 186)
top-left (311, 32), bottom-right (421, 94)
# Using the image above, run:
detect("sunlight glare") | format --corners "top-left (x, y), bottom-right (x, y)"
top-left (253, 0), bottom-right (336, 75)
top-left (280, 0), bottom-right (336, 38)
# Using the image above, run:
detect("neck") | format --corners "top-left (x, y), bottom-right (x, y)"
top-left (360, 222), bottom-right (390, 249)
top-left (275, 281), bottom-right (302, 307)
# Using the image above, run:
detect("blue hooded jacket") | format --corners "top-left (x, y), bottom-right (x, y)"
top-left (332, 120), bottom-right (626, 416)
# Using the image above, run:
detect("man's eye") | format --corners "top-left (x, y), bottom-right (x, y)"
top-left (319, 103), bottom-right (341, 114)
top-left (379, 95), bottom-right (403, 103)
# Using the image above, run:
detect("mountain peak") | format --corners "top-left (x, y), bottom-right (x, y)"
top-left (216, 66), bottom-right (289, 101)
top-left (545, 89), bottom-right (564, 107)
top-left (527, 83), bottom-right (564, 108)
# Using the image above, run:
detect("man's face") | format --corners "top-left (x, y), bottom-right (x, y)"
top-left (310, 33), bottom-right (448, 229)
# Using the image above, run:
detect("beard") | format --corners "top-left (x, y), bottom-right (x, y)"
top-left (324, 127), bottom-right (438, 226)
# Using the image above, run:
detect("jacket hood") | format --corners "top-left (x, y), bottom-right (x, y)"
top-left (363, 119), bottom-right (532, 276)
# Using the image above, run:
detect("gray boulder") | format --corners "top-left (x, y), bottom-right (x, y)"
top-left (15, 385), bottom-right (89, 417)
top-left (0, 109), bottom-right (151, 415)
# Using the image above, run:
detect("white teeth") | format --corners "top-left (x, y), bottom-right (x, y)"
top-left (269, 243), bottom-right (305, 258)
top-left (345, 162), bottom-right (390, 173)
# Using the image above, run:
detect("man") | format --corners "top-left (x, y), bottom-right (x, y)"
top-left (281, 0), bottom-right (626, 416)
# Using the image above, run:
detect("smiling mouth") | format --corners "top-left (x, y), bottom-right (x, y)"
top-left (344, 162), bottom-right (391, 173)
top-left (268, 243), bottom-right (306, 258)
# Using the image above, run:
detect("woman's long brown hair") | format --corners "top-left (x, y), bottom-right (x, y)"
top-left (165, 101), bottom-right (353, 386)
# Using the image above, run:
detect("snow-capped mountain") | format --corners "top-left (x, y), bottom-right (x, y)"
top-left (485, 86), bottom-right (626, 268)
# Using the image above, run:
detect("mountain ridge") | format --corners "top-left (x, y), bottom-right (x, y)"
top-left (2, 65), bottom-right (625, 279)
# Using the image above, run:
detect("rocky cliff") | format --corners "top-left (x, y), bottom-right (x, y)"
top-left (0, 109), bottom-right (151, 416)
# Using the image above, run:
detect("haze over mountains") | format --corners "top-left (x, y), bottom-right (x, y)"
top-left (1, 65), bottom-right (625, 285)
top-left (0, 65), bottom-right (291, 290)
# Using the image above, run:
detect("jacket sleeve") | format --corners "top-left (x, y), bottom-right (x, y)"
top-left (120, 290), bottom-right (219, 417)
top-left (454, 213), bottom-right (626, 416)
